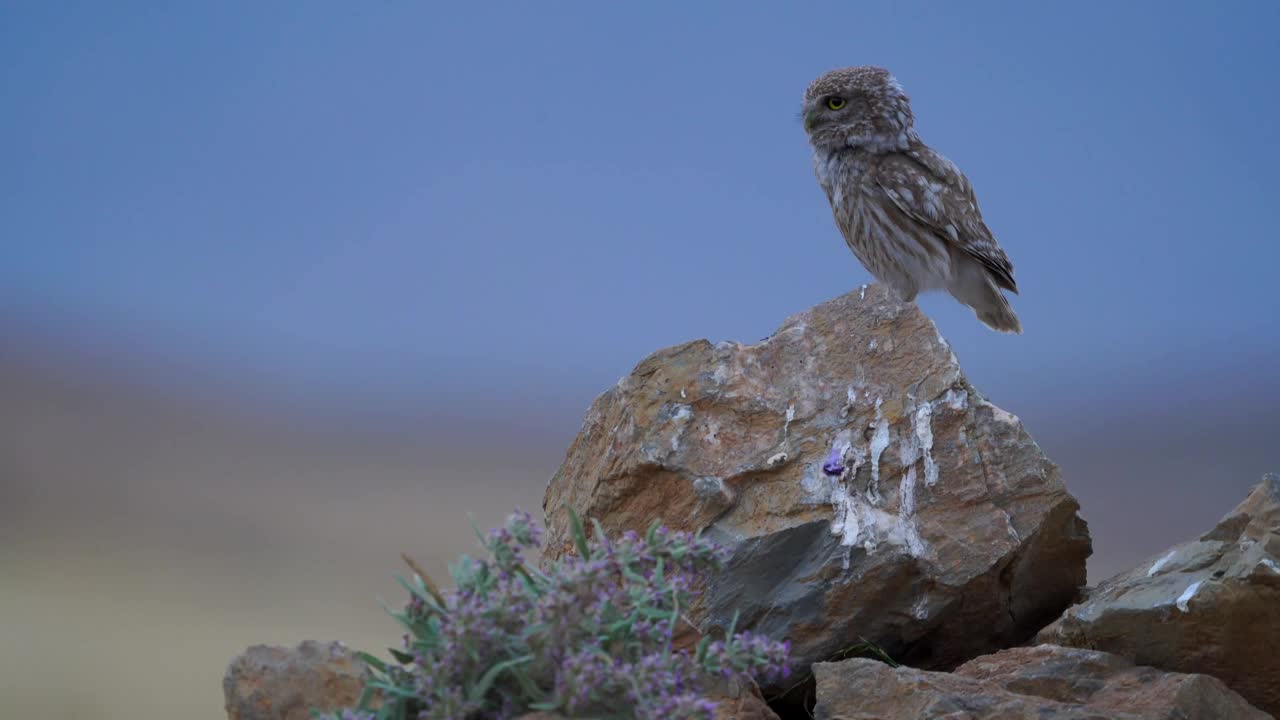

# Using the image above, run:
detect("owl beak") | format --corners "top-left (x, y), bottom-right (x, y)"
top-left (803, 108), bottom-right (820, 133)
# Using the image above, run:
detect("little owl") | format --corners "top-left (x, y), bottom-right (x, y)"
top-left (803, 66), bottom-right (1021, 333)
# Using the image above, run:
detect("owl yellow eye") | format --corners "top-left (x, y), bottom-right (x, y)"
top-left (826, 97), bottom-right (846, 110)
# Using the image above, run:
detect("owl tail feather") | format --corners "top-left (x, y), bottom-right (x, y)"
top-left (974, 297), bottom-right (1022, 334)
top-left (948, 256), bottom-right (1022, 334)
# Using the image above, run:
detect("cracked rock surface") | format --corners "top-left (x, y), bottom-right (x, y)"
top-left (1039, 473), bottom-right (1280, 717)
top-left (543, 284), bottom-right (1091, 679)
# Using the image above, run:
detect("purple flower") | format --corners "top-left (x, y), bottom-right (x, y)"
top-left (822, 445), bottom-right (846, 476)
top-left (336, 508), bottom-right (790, 720)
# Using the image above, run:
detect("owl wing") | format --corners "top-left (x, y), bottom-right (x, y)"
top-left (873, 148), bottom-right (1017, 294)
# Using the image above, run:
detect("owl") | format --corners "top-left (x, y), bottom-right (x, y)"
top-left (803, 66), bottom-right (1021, 333)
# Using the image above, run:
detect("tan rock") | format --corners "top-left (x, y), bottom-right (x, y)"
top-left (706, 677), bottom-right (779, 720)
top-left (544, 285), bottom-right (1090, 678)
top-left (1038, 473), bottom-right (1280, 716)
top-left (813, 645), bottom-right (1271, 719)
top-left (223, 640), bottom-right (368, 720)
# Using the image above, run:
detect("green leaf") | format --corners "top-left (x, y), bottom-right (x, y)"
top-left (520, 622), bottom-right (550, 640)
top-left (388, 648), bottom-right (415, 665)
top-left (365, 679), bottom-right (418, 699)
top-left (467, 655), bottom-right (534, 703)
top-left (645, 518), bottom-right (662, 544)
top-left (636, 606), bottom-right (677, 620)
top-left (519, 620), bottom-right (548, 634)
top-left (621, 567), bottom-right (649, 584)
top-left (586, 644), bottom-right (614, 660)
top-left (462, 636), bottom-right (480, 663)
top-left (355, 651), bottom-right (388, 674)
top-left (355, 685), bottom-right (377, 711)
top-left (449, 554), bottom-right (473, 583)
top-left (694, 634), bottom-right (712, 663)
top-left (667, 584), bottom-right (681, 650)
top-left (509, 665), bottom-right (546, 702)
top-left (513, 563), bottom-right (546, 590)
top-left (374, 696), bottom-right (408, 720)
top-left (568, 507), bottom-right (592, 560)
top-left (394, 576), bottom-right (443, 615)
top-left (590, 518), bottom-right (608, 549)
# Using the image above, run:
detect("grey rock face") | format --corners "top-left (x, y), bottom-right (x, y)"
top-left (1039, 473), bottom-right (1280, 716)
top-left (543, 284), bottom-right (1090, 678)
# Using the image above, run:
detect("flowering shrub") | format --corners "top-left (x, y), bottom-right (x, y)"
top-left (323, 509), bottom-right (790, 720)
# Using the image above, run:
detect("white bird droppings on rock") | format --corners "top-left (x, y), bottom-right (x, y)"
top-left (1175, 580), bottom-right (1203, 612)
top-left (987, 402), bottom-right (1020, 426)
top-left (668, 404), bottom-right (693, 450)
top-left (692, 476), bottom-right (733, 503)
top-left (942, 388), bottom-right (968, 410)
top-left (868, 398), bottom-right (891, 501)
top-left (913, 401), bottom-right (939, 486)
top-left (1147, 549), bottom-right (1178, 577)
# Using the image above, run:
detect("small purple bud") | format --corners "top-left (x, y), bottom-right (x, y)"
top-left (822, 446), bottom-right (846, 476)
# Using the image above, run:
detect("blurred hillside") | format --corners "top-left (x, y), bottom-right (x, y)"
top-left (4, 321), bottom-right (1277, 719)
top-left (0, 334), bottom-right (558, 720)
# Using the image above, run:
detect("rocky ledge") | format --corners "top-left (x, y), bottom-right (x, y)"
top-left (543, 284), bottom-right (1090, 675)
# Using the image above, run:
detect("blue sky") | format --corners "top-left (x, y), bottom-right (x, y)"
top-left (3, 1), bottom-right (1278, 422)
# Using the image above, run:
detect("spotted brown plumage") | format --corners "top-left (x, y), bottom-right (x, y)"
top-left (804, 66), bottom-right (1022, 333)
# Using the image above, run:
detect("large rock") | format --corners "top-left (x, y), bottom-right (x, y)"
top-left (1038, 473), bottom-right (1280, 716)
top-left (224, 641), bottom-right (368, 720)
top-left (812, 645), bottom-right (1271, 719)
top-left (543, 285), bottom-right (1091, 675)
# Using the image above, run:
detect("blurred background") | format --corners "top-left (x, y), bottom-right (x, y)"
top-left (2, 2), bottom-right (1278, 718)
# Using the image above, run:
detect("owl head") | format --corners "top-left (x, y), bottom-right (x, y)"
top-left (802, 66), bottom-right (915, 153)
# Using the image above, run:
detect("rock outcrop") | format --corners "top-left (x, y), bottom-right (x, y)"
top-left (812, 645), bottom-right (1271, 719)
top-left (224, 641), bottom-right (368, 720)
top-left (1038, 473), bottom-right (1280, 716)
top-left (543, 285), bottom-right (1091, 676)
